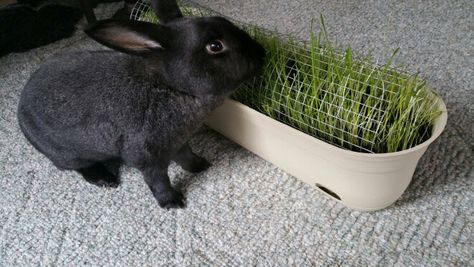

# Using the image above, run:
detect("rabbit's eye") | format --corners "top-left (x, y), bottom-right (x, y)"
top-left (206, 40), bottom-right (225, 54)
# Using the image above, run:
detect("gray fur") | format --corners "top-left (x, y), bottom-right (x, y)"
top-left (17, 0), bottom-right (265, 209)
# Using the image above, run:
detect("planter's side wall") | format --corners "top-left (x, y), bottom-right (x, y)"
top-left (205, 99), bottom-right (429, 211)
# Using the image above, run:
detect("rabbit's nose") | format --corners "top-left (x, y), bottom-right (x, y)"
top-left (256, 44), bottom-right (266, 59)
top-left (249, 42), bottom-right (265, 63)
top-left (254, 45), bottom-right (266, 66)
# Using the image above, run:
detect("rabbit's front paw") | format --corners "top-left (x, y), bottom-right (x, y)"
top-left (174, 144), bottom-right (211, 173)
top-left (185, 156), bottom-right (211, 173)
top-left (88, 177), bottom-right (120, 188)
top-left (155, 190), bottom-right (185, 209)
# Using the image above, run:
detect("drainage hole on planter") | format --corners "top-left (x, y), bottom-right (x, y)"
top-left (315, 184), bottom-right (341, 200)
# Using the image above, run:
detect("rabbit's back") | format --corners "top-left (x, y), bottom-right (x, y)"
top-left (20, 51), bottom-right (138, 123)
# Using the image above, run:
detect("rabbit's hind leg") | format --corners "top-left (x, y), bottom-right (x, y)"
top-left (50, 156), bottom-right (120, 187)
top-left (77, 161), bottom-right (121, 188)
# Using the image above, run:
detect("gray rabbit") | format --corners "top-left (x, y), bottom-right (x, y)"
top-left (17, 0), bottom-right (265, 209)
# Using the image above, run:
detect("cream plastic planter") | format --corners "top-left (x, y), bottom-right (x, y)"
top-left (205, 98), bottom-right (447, 211)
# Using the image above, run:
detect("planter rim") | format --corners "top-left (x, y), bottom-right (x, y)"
top-left (228, 95), bottom-right (447, 159)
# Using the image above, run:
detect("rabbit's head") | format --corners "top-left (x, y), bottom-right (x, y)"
top-left (85, 0), bottom-right (265, 96)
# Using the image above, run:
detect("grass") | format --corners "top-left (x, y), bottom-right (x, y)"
top-left (137, 3), bottom-right (443, 153)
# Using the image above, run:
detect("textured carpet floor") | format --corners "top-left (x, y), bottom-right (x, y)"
top-left (1, 1), bottom-right (473, 266)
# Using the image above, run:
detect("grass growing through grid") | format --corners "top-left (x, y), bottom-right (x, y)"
top-left (137, 4), bottom-right (442, 153)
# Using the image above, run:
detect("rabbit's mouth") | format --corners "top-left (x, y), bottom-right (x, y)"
top-left (249, 43), bottom-right (266, 66)
top-left (248, 52), bottom-right (266, 78)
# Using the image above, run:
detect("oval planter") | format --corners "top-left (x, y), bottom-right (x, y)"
top-left (205, 98), bottom-right (447, 211)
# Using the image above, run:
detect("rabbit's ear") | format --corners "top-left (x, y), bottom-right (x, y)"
top-left (150, 0), bottom-right (183, 24)
top-left (85, 20), bottom-right (170, 54)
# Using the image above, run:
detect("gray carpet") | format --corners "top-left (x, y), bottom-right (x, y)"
top-left (1, 1), bottom-right (473, 266)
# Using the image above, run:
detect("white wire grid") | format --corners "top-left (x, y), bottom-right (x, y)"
top-left (130, 0), bottom-right (399, 153)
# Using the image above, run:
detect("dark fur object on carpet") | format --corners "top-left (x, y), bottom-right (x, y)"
top-left (0, 2), bottom-right (83, 56)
